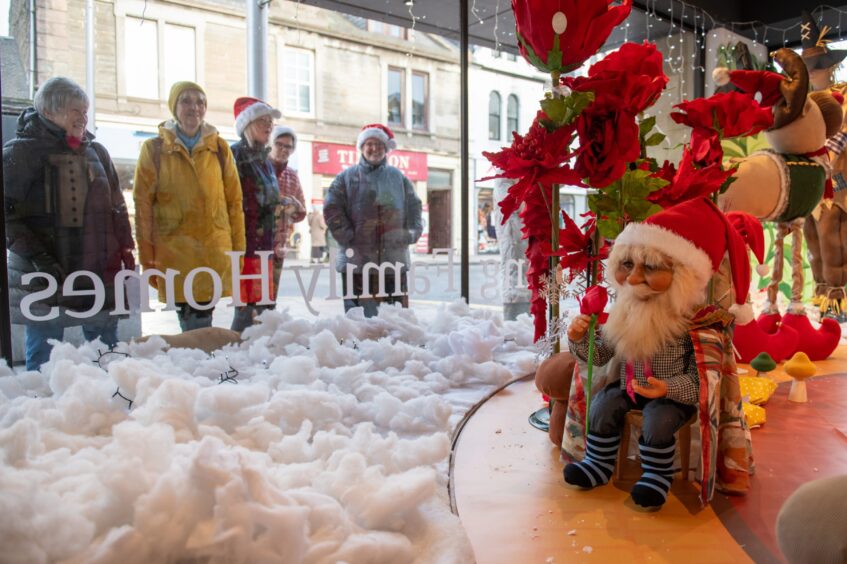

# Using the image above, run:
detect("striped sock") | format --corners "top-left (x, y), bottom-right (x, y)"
top-left (563, 433), bottom-right (621, 489)
top-left (630, 438), bottom-right (676, 509)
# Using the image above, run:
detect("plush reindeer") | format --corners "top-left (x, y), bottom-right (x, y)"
top-left (715, 48), bottom-right (842, 361)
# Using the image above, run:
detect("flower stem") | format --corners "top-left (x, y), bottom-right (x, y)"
top-left (585, 315), bottom-right (597, 436)
top-left (551, 185), bottom-right (560, 354)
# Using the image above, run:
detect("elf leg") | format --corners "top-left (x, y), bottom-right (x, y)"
top-left (787, 219), bottom-right (805, 315)
top-left (630, 399), bottom-right (696, 509)
top-left (765, 222), bottom-right (790, 315)
top-left (564, 384), bottom-right (630, 489)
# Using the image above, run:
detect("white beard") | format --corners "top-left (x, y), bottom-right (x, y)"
top-left (602, 266), bottom-right (706, 361)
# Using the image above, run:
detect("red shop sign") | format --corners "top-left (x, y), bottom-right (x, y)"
top-left (312, 142), bottom-right (428, 181)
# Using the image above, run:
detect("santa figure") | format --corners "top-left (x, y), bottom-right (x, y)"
top-left (564, 197), bottom-right (754, 510)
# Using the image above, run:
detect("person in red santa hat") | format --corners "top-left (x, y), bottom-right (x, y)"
top-left (565, 197), bottom-right (753, 510)
top-left (323, 123), bottom-right (423, 316)
top-left (230, 96), bottom-right (283, 332)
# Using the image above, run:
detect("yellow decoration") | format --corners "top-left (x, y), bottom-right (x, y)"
top-left (784, 352), bottom-right (817, 403)
top-left (739, 375), bottom-right (778, 405)
top-left (743, 402), bottom-right (767, 428)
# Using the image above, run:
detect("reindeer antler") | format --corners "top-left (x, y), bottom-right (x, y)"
top-left (771, 48), bottom-right (809, 130)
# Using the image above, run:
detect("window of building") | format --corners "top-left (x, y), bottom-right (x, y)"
top-left (387, 67), bottom-right (405, 127)
top-left (124, 17), bottom-right (158, 99)
top-left (164, 24), bottom-right (196, 92)
top-left (412, 71), bottom-right (428, 131)
top-left (282, 48), bottom-right (314, 116)
top-left (488, 91), bottom-right (501, 140)
top-left (507, 94), bottom-right (519, 137)
top-left (368, 19), bottom-right (406, 39)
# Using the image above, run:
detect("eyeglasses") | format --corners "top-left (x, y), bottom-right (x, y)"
top-left (255, 116), bottom-right (274, 126)
top-left (277, 144), bottom-right (295, 150)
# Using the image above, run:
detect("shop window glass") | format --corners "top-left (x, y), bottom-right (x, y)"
top-left (388, 67), bottom-right (405, 127)
top-left (282, 48), bottom-right (314, 115)
top-left (488, 91), bottom-right (501, 140)
top-left (412, 71), bottom-right (428, 131)
top-left (164, 25), bottom-right (196, 91)
top-left (507, 94), bottom-right (519, 137)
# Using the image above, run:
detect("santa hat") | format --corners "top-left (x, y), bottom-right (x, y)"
top-left (233, 97), bottom-right (281, 138)
top-left (356, 123), bottom-right (397, 152)
top-left (712, 68), bottom-right (784, 107)
top-left (272, 125), bottom-right (297, 149)
top-left (614, 198), bottom-right (752, 320)
top-left (726, 211), bottom-right (769, 276)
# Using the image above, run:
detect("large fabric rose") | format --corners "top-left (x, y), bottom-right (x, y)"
top-left (670, 91), bottom-right (774, 166)
top-left (512, 0), bottom-right (632, 74)
top-left (563, 43), bottom-right (669, 187)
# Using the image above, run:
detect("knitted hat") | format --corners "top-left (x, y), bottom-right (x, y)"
top-left (712, 68), bottom-right (784, 106)
top-left (357, 123), bottom-right (397, 152)
top-left (272, 125), bottom-right (297, 149)
top-left (614, 198), bottom-right (752, 313)
top-left (233, 96), bottom-right (281, 137)
top-left (168, 81), bottom-right (206, 118)
top-left (800, 11), bottom-right (847, 70)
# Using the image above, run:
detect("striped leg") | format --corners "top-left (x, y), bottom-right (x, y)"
top-left (563, 434), bottom-right (621, 489)
top-left (630, 438), bottom-right (676, 509)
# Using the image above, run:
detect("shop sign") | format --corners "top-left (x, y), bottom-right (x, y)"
top-left (312, 142), bottom-right (428, 181)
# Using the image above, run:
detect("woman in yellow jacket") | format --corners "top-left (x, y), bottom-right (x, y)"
top-left (133, 82), bottom-right (246, 331)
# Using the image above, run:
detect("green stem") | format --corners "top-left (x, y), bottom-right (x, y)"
top-left (551, 186), bottom-right (560, 354)
top-left (585, 315), bottom-right (597, 436)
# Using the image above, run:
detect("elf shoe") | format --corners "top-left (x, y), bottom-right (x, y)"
top-left (630, 438), bottom-right (676, 510)
top-left (733, 317), bottom-right (798, 363)
top-left (564, 433), bottom-right (620, 489)
top-left (780, 313), bottom-right (841, 361)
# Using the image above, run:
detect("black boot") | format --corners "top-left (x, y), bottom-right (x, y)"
top-left (630, 438), bottom-right (676, 509)
top-left (564, 433), bottom-right (620, 489)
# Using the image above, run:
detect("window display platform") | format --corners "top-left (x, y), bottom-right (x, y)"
top-left (451, 346), bottom-right (847, 563)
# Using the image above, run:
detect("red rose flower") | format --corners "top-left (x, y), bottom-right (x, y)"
top-left (563, 43), bottom-right (669, 187)
top-left (579, 285), bottom-right (609, 324)
top-left (512, 0), bottom-right (632, 74)
top-left (670, 91), bottom-right (774, 166)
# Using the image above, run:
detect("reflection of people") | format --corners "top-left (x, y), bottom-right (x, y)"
top-left (324, 123), bottom-right (422, 316)
top-left (308, 206), bottom-right (328, 263)
top-left (133, 82), bottom-right (245, 332)
top-left (229, 97), bottom-right (281, 332)
top-left (564, 199), bottom-right (752, 510)
top-left (269, 125), bottom-right (306, 282)
top-left (3, 77), bottom-right (135, 370)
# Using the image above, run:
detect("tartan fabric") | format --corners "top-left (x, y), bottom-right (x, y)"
top-left (273, 163), bottom-right (307, 252)
top-left (826, 131), bottom-right (847, 157)
top-left (569, 332), bottom-right (700, 406)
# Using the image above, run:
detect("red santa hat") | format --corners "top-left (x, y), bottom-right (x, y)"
top-left (357, 123), bottom-right (397, 152)
top-left (726, 211), bottom-right (769, 277)
top-left (233, 96), bottom-right (281, 137)
top-left (614, 198), bottom-right (752, 320)
top-left (712, 67), bottom-right (784, 107)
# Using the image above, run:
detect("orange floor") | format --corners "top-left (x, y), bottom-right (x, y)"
top-left (451, 346), bottom-right (847, 563)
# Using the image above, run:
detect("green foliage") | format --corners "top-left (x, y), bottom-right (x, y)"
top-left (540, 91), bottom-right (595, 129)
top-left (721, 132), bottom-right (770, 160)
top-left (589, 168), bottom-right (666, 239)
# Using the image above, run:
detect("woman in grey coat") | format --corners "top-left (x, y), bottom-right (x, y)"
top-left (323, 124), bottom-right (422, 317)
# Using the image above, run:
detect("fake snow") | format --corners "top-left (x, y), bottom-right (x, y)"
top-left (0, 302), bottom-right (537, 563)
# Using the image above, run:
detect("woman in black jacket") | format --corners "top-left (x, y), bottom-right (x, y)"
top-left (3, 76), bottom-right (135, 370)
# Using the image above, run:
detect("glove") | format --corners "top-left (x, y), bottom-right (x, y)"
top-left (30, 253), bottom-right (65, 282)
top-left (120, 248), bottom-right (136, 271)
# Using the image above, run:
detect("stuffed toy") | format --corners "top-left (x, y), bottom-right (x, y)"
top-left (715, 48), bottom-right (842, 361)
top-left (776, 474), bottom-right (847, 563)
top-left (534, 351), bottom-right (576, 446)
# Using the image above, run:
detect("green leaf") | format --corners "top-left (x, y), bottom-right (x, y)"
top-left (516, 30), bottom-right (549, 73)
top-left (546, 35), bottom-right (563, 75)
top-left (639, 115), bottom-right (657, 137)
top-left (597, 217), bottom-right (622, 239)
top-left (779, 281), bottom-right (791, 300)
top-left (644, 132), bottom-right (665, 147)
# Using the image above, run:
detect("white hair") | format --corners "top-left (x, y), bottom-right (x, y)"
top-left (34, 77), bottom-right (89, 116)
top-left (602, 244), bottom-right (708, 360)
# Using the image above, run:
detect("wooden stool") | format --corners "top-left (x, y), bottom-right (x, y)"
top-left (614, 410), bottom-right (697, 481)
